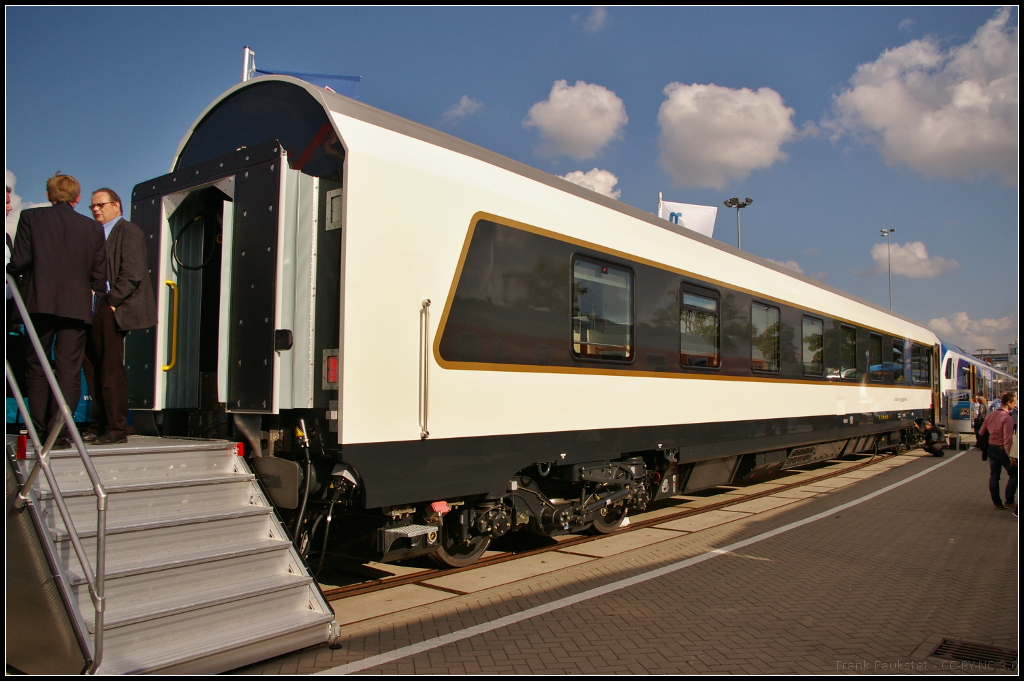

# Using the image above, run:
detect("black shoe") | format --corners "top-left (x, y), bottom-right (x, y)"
top-left (51, 438), bottom-right (72, 450)
top-left (994, 503), bottom-right (1008, 510)
top-left (94, 432), bottom-right (128, 445)
top-left (82, 432), bottom-right (100, 444)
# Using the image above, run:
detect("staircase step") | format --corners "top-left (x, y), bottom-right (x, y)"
top-left (54, 510), bottom-right (280, 571)
top-left (89, 572), bottom-right (314, 632)
top-left (66, 536), bottom-right (292, 585)
top-left (42, 477), bottom-right (265, 536)
top-left (41, 435), bottom-right (238, 458)
top-left (35, 471), bottom-right (255, 499)
top-left (96, 586), bottom-right (334, 675)
top-left (73, 546), bottom-right (303, 621)
top-left (51, 504), bottom-right (273, 542)
top-left (99, 608), bottom-right (334, 675)
top-left (37, 445), bottom-right (242, 487)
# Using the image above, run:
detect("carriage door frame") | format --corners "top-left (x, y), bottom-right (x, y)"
top-left (127, 141), bottom-right (288, 415)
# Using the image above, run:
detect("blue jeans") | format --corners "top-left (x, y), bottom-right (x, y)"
top-left (987, 445), bottom-right (1018, 506)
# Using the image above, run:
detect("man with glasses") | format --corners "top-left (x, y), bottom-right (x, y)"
top-left (82, 188), bottom-right (156, 445)
top-left (7, 173), bottom-right (106, 448)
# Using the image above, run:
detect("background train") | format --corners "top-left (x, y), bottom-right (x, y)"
top-left (118, 75), bottom-right (1010, 569)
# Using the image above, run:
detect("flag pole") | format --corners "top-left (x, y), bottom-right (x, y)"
top-left (242, 46), bottom-right (255, 82)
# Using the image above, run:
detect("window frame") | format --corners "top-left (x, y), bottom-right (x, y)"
top-left (892, 339), bottom-right (906, 384)
top-left (801, 315), bottom-right (824, 377)
top-left (868, 333), bottom-right (884, 382)
top-left (839, 324), bottom-right (858, 381)
top-left (911, 343), bottom-right (931, 386)
top-left (750, 301), bottom-right (782, 374)
top-left (678, 282), bottom-right (721, 370)
top-left (570, 254), bottom-right (636, 364)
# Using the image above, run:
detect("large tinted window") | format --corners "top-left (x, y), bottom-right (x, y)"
top-left (572, 258), bottom-right (633, 361)
top-left (751, 303), bottom-right (780, 372)
top-left (679, 285), bottom-right (719, 368)
top-left (869, 333), bottom-right (883, 382)
top-left (840, 326), bottom-right (858, 380)
top-left (802, 316), bottom-right (823, 376)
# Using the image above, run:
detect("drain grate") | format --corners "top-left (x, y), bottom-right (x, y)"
top-left (931, 639), bottom-right (1017, 669)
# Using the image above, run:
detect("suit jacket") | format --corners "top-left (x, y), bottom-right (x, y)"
top-left (105, 218), bottom-right (157, 330)
top-left (7, 202), bottom-right (106, 323)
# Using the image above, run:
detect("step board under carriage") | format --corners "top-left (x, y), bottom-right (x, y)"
top-left (7, 435), bottom-right (335, 675)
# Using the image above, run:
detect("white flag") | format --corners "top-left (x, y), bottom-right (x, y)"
top-left (658, 200), bottom-right (717, 238)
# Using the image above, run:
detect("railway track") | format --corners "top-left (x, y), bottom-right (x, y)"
top-left (320, 450), bottom-right (910, 602)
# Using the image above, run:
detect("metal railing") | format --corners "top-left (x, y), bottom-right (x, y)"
top-left (419, 299), bottom-right (430, 440)
top-left (6, 272), bottom-right (108, 673)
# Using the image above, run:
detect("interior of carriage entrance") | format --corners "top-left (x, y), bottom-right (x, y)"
top-left (127, 79), bottom-right (348, 438)
top-left (159, 180), bottom-right (234, 436)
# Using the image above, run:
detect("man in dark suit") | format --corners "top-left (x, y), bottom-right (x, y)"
top-left (7, 173), bottom-right (106, 447)
top-left (82, 188), bottom-right (157, 445)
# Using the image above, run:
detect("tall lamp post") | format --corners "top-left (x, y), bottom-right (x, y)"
top-left (880, 228), bottom-right (896, 310)
top-left (723, 197), bottom-right (753, 249)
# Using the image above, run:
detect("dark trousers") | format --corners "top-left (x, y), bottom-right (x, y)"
top-left (82, 297), bottom-right (128, 437)
top-left (987, 445), bottom-right (1018, 506)
top-left (24, 314), bottom-right (88, 439)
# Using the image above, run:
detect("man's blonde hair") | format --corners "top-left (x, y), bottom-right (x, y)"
top-left (46, 172), bottom-right (80, 203)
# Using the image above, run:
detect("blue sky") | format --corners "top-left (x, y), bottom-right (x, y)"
top-left (6, 7), bottom-right (1018, 354)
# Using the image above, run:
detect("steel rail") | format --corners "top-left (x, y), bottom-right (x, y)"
top-left (321, 449), bottom-right (899, 602)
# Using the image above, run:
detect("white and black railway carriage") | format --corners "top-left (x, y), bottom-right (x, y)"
top-left (126, 76), bottom-right (940, 567)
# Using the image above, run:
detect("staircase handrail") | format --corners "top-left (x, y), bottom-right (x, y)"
top-left (6, 272), bottom-right (108, 673)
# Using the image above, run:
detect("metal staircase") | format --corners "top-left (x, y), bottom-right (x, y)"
top-left (6, 273), bottom-right (335, 674)
top-left (10, 437), bottom-right (335, 674)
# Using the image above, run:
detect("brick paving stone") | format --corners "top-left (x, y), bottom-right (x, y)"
top-left (232, 451), bottom-right (1017, 675)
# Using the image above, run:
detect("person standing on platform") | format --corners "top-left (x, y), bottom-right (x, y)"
top-left (979, 392), bottom-right (1018, 512)
top-left (82, 188), bottom-right (157, 445)
top-left (6, 173), bottom-right (106, 448)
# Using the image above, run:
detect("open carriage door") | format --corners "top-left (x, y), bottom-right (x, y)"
top-left (127, 141), bottom-right (288, 417)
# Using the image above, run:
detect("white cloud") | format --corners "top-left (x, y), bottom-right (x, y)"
top-left (5, 170), bottom-right (48, 240)
top-left (898, 18), bottom-right (914, 32)
top-left (857, 241), bottom-right (960, 279)
top-left (826, 8), bottom-right (1018, 185)
top-left (657, 82), bottom-right (796, 189)
top-left (766, 258), bottom-right (804, 275)
top-left (928, 312), bottom-right (1017, 354)
top-left (524, 80), bottom-right (627, 159)
top-left (583, 7), bottom-right (607, 34)
top-left (561, 168), bottom-right (621, 199)
top-left (441, 95), bottom-right (482, 125)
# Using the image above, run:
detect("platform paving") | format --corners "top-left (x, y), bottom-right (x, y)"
top-left (233, 448), bottom-right (1018, 675)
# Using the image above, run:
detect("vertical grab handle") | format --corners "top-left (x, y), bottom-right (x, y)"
top-left (163, 280), bottom-right (180, 371)
top-left (419, 299), bottom-right (431, 439)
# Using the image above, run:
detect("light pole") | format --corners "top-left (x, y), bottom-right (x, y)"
top-left (723, 197), bottom-right (753, 249)
top-left (880, 228), bottom-right (896, 310)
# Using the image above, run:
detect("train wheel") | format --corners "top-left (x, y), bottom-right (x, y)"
top-left (429, 532), bottom-right (491, 568)
top-left (588, 505), bottom-right (628, 535)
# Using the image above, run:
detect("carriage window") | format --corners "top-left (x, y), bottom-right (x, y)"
top-left (944, 357), bottom-right (953, 380)
top-left (869, 334), bottom-right (883, 382)
top-left (911, 343), bottom-right (931, 385)
top-left (679, 285), bottom-right (720, 368)
top-left (840, 325), bottom-right (857, 380)
top-left (802, 316), bottom-right (823, 376)
top-left (892, 340), bottom-right (905, 384)
top-left (751, 303), bottom-right (780, 373)
top-left (572, 258), bottom-right (633, 361)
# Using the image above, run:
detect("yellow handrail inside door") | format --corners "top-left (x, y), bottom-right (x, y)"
top-left (163, 280), bottom-right (179, 371)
